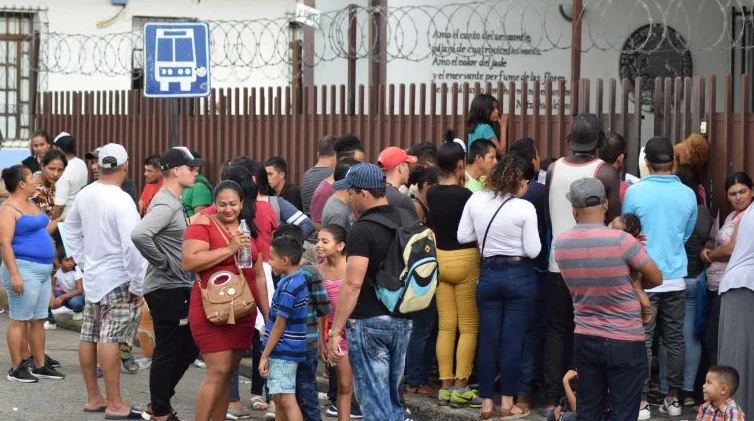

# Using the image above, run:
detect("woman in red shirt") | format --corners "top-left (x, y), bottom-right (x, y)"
top-left (182, 180), bottom-right (269, 421)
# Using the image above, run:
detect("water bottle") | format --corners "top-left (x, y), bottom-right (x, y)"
top-left (237, 219), bottom-right (253, 268)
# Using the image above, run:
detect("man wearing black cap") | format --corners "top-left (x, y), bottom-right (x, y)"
top-left (131, 146), bottom-right (203, 421)
top-left (327, 163), bottom-right (414, 421)
top-left (542, 113), bottom-right (621, 411)
top-left (52, 131), bottom-right (89, 220)
top-left (623, 136), bottom-right (697, 419)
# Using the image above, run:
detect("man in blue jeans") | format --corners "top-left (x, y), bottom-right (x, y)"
top-left (623, 137), bottom-right (697, 419)
top-left (554, 177), bottom-right (663, 421)
top-left (327, 163), bottom-right (413, 420)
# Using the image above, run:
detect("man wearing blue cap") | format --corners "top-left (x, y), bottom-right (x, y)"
top-left (326, 163), bottom-right (413, 420)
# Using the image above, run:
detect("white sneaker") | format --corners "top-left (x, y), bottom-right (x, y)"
top-left (193, 359), bottom-right (206, 368)
top-left (72, 312), bottom-right (83, 321)
top-left (51, 307), bottom-right (72, 315)
top-left (43, 321), bottom-right (57, 330)
top-left (637, 403), bottom-right (651, 420)
top-left (659, 398), bottom-right (683, 416)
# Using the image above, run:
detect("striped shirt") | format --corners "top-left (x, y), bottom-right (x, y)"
top-left (553, 224), bottom-right (649, 341)
top-left (300, 263), bottom-right (331, 347)
top-left (263, 270), bottom-right (309, 362)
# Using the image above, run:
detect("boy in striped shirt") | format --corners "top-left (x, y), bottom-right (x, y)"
top-left (260, 235), bottom-right (310, 421)
top-left (553, 178), bottom-right (662, 421)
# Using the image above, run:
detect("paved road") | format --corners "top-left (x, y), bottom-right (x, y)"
top-left (0, 313), bottom-right (698, 420)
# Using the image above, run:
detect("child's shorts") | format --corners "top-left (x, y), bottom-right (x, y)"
top-left (267, 358), bottom-right (298, 395)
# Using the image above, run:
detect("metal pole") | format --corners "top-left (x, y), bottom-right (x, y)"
top-left (169, 98), bottom-right (179, 147)
top-left (348, 4), bottom-right (357, 115)
top-left (570, 0), bottom-right (583, 115)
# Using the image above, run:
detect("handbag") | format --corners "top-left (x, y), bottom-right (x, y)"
top-left (200, 216), bottom-right (256, 325)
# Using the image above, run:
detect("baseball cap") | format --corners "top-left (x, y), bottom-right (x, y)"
top-left (84, 147), bottom-right (102, 160)
top-left (98, 143), bottom-right (129, 169)
top-left (568, 114), bottom-right (603, 153)
top-left (159, 146), bottom-right (204, 170)
top-left (566, 177), bottom-right (606, 208)
top-left (333, 163), bottom-right (386, 191)
top-left (53, 131), bottom-right (76, 153)
top-left (377, 147), bottom-right (417, 171)
top-left (644, 136), bottom-right (674, 164)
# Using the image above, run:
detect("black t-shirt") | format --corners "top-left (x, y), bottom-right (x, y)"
top-left (426, 184), bottom-right (475, 250)
top-left (345, 204), bottom-right (398, 319)
top-left (280, 182), bottom-right (304, 212)
top-left (522, 181), bottom-right (548, 270)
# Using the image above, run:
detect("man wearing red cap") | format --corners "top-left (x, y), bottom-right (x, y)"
top-left (377, 146), bottom-right (419, 220)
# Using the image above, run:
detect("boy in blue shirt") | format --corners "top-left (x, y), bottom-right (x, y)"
top-left (260, 234), bottom-right (309, 421)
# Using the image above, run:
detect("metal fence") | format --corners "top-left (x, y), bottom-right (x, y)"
top-left (34, 75), bottom-right (754, 215)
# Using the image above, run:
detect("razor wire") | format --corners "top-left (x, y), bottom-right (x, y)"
top-left (36, 0), bottom-right (754, 82)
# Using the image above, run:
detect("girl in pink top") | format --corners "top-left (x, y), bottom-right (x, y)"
top-left (318, 225), bottom-right (353, 421)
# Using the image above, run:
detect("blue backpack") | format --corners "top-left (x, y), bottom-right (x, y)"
top-left (361, 209), bottom-right (439, 316)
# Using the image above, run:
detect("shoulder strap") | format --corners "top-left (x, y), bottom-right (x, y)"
top-left (481, 195), bottom-right (514, 257)
top-left (208, 216), bottom-right (243, 271)
top-left (2, 203), bottom-right (23, 214)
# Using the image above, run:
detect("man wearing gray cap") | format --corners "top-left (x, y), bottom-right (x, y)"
top-left (553, 177), bottom-right (661, 421)
top-left (542, 113), bottom-right (621, 408)
top-left (64, 143), bottom-right (147, 419)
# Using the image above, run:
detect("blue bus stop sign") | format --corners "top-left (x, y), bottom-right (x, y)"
top-left (144, 22), bottom-right (210, 98)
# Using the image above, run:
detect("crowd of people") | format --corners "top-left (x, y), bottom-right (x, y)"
top-left (0, 94), bottom-right (753, 421)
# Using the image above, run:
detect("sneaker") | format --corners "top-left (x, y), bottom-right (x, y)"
top-left (450, 387), bottom-right (482, 408)
top-left (659, 398), bottom-right (683, 416)
top-left (683, 396), bottom-right (696, 407)
top-left (142, 404), bottom-right (179, 421)
top-left (7, 366), bottom-right (37, 383)
top-left (350, 406), bottom-right (363, 419)
top-left (438, 387), bottom-right (452, 406)
top-left (31, 365), bottom-right (65, 380)
top-left (72, 312), bottom-right (83, 321)
top-left (193, 359), bottom-right (206, 369)
top-left (20, 357), bottom-right (34, 371)
top-left (45, 354), bottom-right (60, 368)
top-left (226, 406), bottom-right (251, 420)
top-left (325, 403), bottom-right (338, 417)
top-left (637, 403), bottom-right (651, 420)
top-left (43, 321), bottom-right (57, 330)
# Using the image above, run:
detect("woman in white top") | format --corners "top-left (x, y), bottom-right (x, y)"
top-left (458, 154), bottom-right (541, 419)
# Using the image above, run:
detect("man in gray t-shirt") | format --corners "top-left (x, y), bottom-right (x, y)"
top-left (131, 146), bottom-right (203, 419)
top-left (322, 192), bottom-right (354, 230)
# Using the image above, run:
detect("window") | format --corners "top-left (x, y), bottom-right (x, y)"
top-left (0, 12), bottom-right (36, 142)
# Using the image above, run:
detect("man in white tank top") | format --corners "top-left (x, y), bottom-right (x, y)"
top-left (541, 114), bottom-right (622, 409)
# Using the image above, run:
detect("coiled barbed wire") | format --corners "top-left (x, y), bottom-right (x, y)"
top-left (36, 0), bottom-right (754, 82)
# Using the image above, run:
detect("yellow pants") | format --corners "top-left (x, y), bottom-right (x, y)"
top-left (435, 247), bottom-right (480, 381)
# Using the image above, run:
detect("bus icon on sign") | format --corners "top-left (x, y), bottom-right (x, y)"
top-left (144, 22), bottom-right (210, 98)
top-left (154, 28), bottom-right (204, 92)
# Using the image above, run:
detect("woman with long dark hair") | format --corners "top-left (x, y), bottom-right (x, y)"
top-left (427, 137), bottom-right (482, 408)
top-left (458, 154), bottom-right (540, 419)
top-left (467, 94), bottom-right (503, 151)
top-left (31, 149), bottom-right (67, 232)
top-left (182, 180), bottom-right (269, 421)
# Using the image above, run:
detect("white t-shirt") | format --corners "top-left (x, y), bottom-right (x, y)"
top-left (63, 181), bottom-right (147, 302)
top-left (458, 191), bottom-right (541, 259)
top-left (54, 267), bottom-right (83, 293)
top-left (54, 156), bottom-right (89, 217)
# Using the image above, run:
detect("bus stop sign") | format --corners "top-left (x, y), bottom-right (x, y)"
top-left (144, 22), bottom-right (210, 98)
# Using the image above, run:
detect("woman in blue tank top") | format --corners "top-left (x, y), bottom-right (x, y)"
top-left (0, 164), bottom-right (63, 382)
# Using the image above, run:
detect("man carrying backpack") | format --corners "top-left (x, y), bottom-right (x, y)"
top-left (327, 163), bottom-right (436, 421)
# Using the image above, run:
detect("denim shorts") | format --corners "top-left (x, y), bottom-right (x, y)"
top-left (1, 260), bottom-right (53, 321)
top-left (267, 358), bottom-right (298, 395)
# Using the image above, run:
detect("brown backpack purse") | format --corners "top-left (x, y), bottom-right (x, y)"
top-left (200, 216), bottom-right (256, 325)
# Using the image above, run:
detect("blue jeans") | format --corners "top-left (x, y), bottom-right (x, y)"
top-left (658, 276), bottom-right (702, 393)
top-left (54, 290), bottom-right (85, 312)
top-left (230, 369), bottom-right (240, 402)
top-left (296, 346), bottom-right (321, 421)
top-left (405, 298), bottom-right (437, 387)
top-left (476, 260), bottom-right (536, 398)
top-left (517, 270), bottom-right (547, 394)
top-left (347, 316), bottom-right (412, 421)
top-left (574, 334), bottom-right (647, 421)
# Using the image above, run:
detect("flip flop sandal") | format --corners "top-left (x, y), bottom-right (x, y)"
top-left (251, 395), bottom-right (268, 411)
top-left (82, 405), bottom-right (106, 413)
top-left (104, 408), bottom-right (143, 420)
top-left (500, 408), bottom-right (530, 420)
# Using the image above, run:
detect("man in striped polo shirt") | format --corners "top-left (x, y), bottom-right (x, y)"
top-left (553, 177), bottom-right (662, 421)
